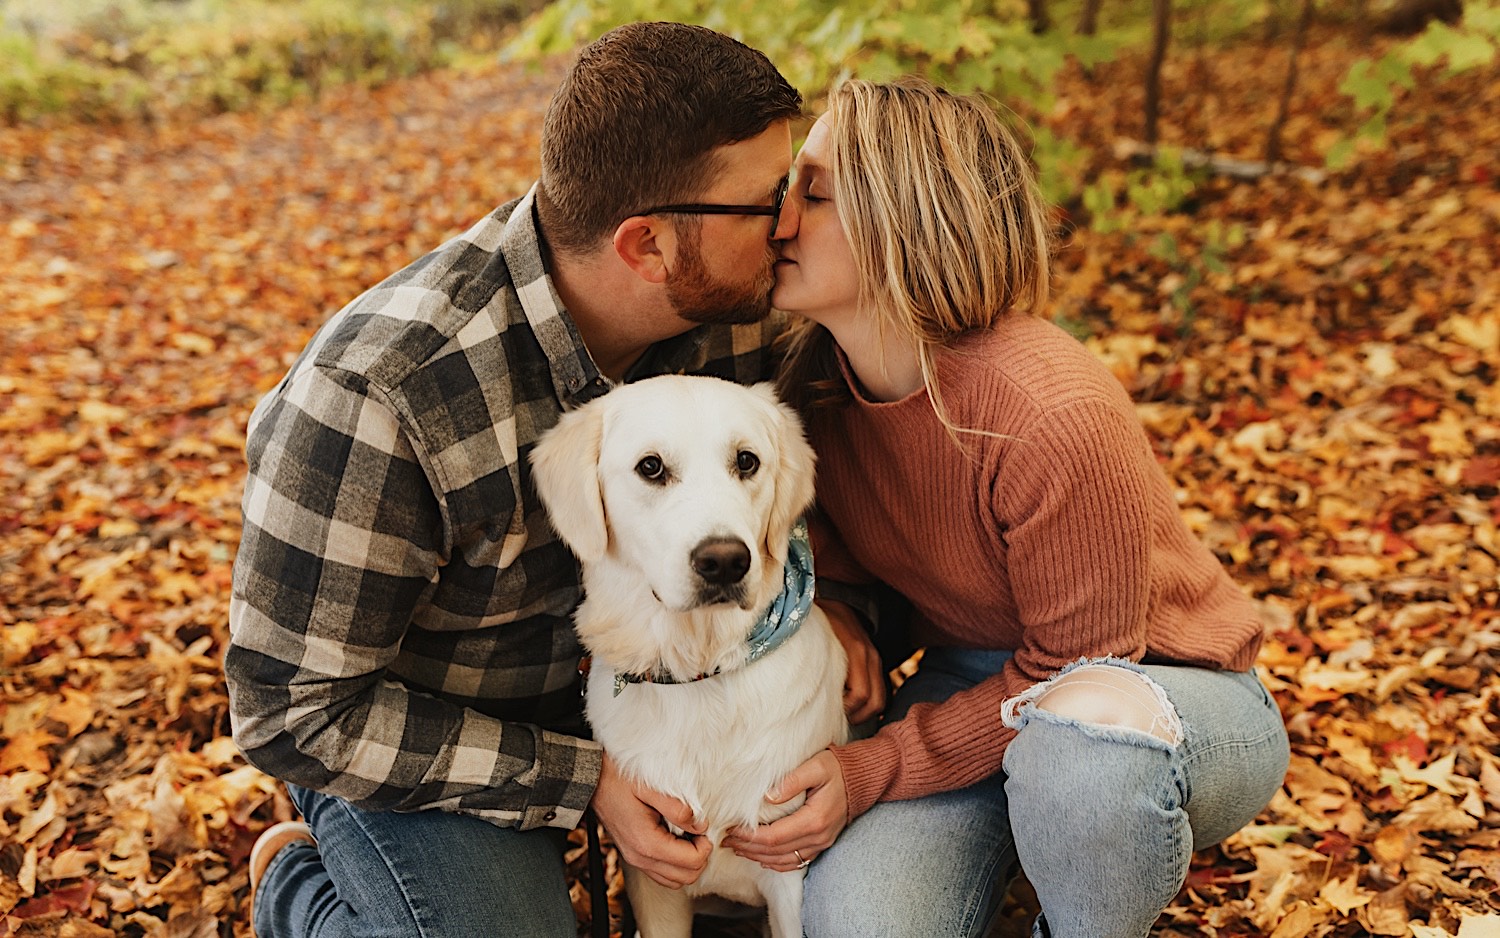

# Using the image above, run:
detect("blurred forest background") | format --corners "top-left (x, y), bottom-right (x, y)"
top-left (1, 0), bottom-right (1497, 936)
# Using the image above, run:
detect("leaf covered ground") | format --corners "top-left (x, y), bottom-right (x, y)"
top-left (1, 28), bottom-right (1497, 938)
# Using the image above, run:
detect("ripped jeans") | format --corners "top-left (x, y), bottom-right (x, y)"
top-left (802, 648), bottom-right (1289, 938)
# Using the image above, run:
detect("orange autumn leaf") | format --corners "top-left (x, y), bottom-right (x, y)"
top-left (0, 731), bottom-right (58, 775)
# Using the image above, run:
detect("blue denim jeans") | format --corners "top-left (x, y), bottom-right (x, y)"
top-left (252, 784), bottom-right (576, 937)
top-left (802, 648), bottom-right (1289, 938)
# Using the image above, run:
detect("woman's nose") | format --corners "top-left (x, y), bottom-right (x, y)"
top-left (772, 192), bottom-right (801, 241)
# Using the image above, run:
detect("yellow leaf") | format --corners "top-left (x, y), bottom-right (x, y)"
top-left (46, 687), bottom-right (96, 738)
top-left (169, 331), bottom-right (217, 354)
top-left (149, 570), bottom-right (203, 604)
top-left (98, 518), bottom-right (142, 537)
top-left (16, 786), bottom-right (60, 844)
top-left (1, 621), bottom-right (39, 666)
top-left (1236, 824), bottom-right (1302, 846)
top-left (1394, 791), bottom-right (1481, 834)
top-left (44, 847), bottom-right (99, 882)
top-left (1270, 901), bottom-right (1326, 938)
top-left (1370, 824), bottom-right (1418, 874)
top-left (1359, 883), bottom-right (1410, 936)
top-left (33, 285), bottom-right (71, 307)
top-left (22, 429), bottom-right (86, 466)
top-left (1300, 662), bottom-right (1371, 692)
top-left (1456, 914), bottom-right (1500, 938)
top-left (1394, 751), bottom-right (1463, 796)
top-left (1320, 554), bottom-right (1389, 580)
top-left (0, 728), bottom-right (58, 774)
top-left (78, 399), bottom-right (130, 426)
top-left (1481, 759), bottom-right (1500, 810)
top-left (1442, 310), bottom-right (1499, 352)
top-left (1320, 872), bottom-right (1374, 915)
top-left (1421, 409), bottom-right (1472, 457)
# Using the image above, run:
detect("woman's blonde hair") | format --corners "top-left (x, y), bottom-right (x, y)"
top-left (776, 77), bottom-right (1053, 428)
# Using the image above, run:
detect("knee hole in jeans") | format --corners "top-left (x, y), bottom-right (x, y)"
top-left (1025, 664), bottom-right (1183, 745)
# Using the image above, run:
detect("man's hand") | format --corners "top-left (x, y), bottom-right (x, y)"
top-left (591, 753), bottom-right (711, 888)
top-left (820, 599), bottom-right (886, 724)
top-left (723, 749), bottom-right (849, 871)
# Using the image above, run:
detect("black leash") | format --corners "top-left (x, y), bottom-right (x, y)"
top-left (585, 807), bottom-right (611, 938)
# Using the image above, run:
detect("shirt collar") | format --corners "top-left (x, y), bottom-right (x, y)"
top-left (500, 183), bottom-right (611, 408)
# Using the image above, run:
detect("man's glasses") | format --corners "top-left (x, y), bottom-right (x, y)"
top-left (638, 176), bottom-right (789, 235)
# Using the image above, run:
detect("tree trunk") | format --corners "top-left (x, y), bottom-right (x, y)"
top-left (1265, 0), bottom-right (1316, 164)
top-left (1029, 0), bottom-right (1051, 34)
top-left (1078, 0), bottom-right (1102, 35)
top-left (1144, 0), bottom-right (1172, 145)
top-left (1378, 0), bottom-right (1462, 34)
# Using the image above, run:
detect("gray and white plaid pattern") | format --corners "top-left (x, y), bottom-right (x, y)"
top-left (227, 186), bottom-right (782, 831)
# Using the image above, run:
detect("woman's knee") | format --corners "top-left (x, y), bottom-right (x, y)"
top-left (1003, 661), bottom-right (1183, 746)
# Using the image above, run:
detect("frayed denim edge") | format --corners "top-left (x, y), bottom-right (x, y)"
top-left (999, 656), bottom-right (1183, 752)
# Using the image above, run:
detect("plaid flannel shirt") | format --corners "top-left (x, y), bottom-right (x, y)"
top-left (226, 186), bottom-right (782, 831)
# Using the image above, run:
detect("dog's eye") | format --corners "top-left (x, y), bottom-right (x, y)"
top-left (735, 450), bottom-right (760, 477)
top-left (636, 455), bottom-right (666, 482)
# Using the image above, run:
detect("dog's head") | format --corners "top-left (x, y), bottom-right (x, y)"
top-left (531, 376), bottom-right (816, 612)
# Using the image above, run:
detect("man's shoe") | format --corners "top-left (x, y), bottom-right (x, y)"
top-left (248, 820), bottom-right (316, 910)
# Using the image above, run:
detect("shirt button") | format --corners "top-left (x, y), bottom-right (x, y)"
top-left (544, 810), bottom-right (557, 822)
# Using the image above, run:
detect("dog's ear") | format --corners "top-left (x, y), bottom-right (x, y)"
top-left (530, 403), bottom-right (608, 564)
top-left (751, 383), bottom-right (817, 564)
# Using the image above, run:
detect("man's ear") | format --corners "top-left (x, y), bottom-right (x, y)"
top-left (613, 216), bottom-right (673, 285)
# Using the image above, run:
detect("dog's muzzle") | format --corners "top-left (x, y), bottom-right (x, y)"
top-left (691, 537), bottom-right (751, 586)
top-left (690, 537), bottom-right (753, 608)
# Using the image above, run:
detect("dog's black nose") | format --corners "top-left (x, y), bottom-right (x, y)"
top-left (691, 538), bottom-right (751, 585)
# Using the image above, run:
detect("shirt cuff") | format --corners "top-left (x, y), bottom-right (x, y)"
top-left (519, 731), bottom-right (604, 831)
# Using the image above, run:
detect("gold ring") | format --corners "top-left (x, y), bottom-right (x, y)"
top-left (794, 849), bottom-right (810, 869)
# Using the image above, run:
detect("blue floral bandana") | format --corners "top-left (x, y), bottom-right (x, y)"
top-left (613, 520), bottom-right (815, 696)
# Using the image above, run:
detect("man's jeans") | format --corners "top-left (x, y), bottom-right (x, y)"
top-left (253, 784), bottom-right (576, 937)
top-left (801, 648), bottom-right (1290, 938)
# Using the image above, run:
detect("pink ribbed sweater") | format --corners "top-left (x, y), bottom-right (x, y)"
top-left (808, 313), bottom-right (1264, 819)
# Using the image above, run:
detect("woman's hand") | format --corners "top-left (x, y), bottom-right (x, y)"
top-left (591, 752), bottom-right (711, 888)
top-left (820, 600), bottom-right (886, 724)
top-left (723, 749), bottom-right (850, 871)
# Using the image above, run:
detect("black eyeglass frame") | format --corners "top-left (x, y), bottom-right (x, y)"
top-left (638, 176), bottom-right (789, 234)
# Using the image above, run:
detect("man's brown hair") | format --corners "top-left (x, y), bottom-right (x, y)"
top-left (537, 22), bottom-right (802, 256)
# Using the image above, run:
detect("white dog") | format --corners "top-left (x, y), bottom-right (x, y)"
top-left (531, 374), bottom-right (849, 938)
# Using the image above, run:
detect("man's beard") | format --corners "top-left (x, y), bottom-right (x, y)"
top-left (667, 237), bottom-right (776, 326)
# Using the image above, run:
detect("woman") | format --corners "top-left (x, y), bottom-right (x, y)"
top-left (723, 78), bottom-right (1290, 938)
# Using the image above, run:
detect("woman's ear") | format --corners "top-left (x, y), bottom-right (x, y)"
top-left (613, 216), bottom-right (673, 285)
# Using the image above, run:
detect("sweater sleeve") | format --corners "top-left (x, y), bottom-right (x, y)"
top-left (832, 395), bottom-right (1159, 817)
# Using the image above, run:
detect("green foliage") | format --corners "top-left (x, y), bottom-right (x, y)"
top-left (504, 0), bottom-right (1122, 181)
top-left (1082, 150), bottom-right (1204, 234)
top-left (1146, 220), bottom-right (1245, 324)
top-left (0, 0), bottom-right (538, 124)
top-left (1330, 1), bottom-right (1500, 168)
top-left (0, 32), bottom-right (151, 124)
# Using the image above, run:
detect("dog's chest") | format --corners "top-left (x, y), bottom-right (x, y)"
top-left (585, 631), bottom-right (842, 831)
top-left (591, 676), bottom-right (797, 822)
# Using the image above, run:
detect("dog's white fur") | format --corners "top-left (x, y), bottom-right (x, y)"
top-left (531, 375), bottom-right (849, 938)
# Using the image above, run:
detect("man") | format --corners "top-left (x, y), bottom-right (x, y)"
top-left (228, 21), bottom-right (883, 937)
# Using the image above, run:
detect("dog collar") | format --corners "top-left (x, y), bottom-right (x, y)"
top-left (613, 520), bottom-right (816, 696)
